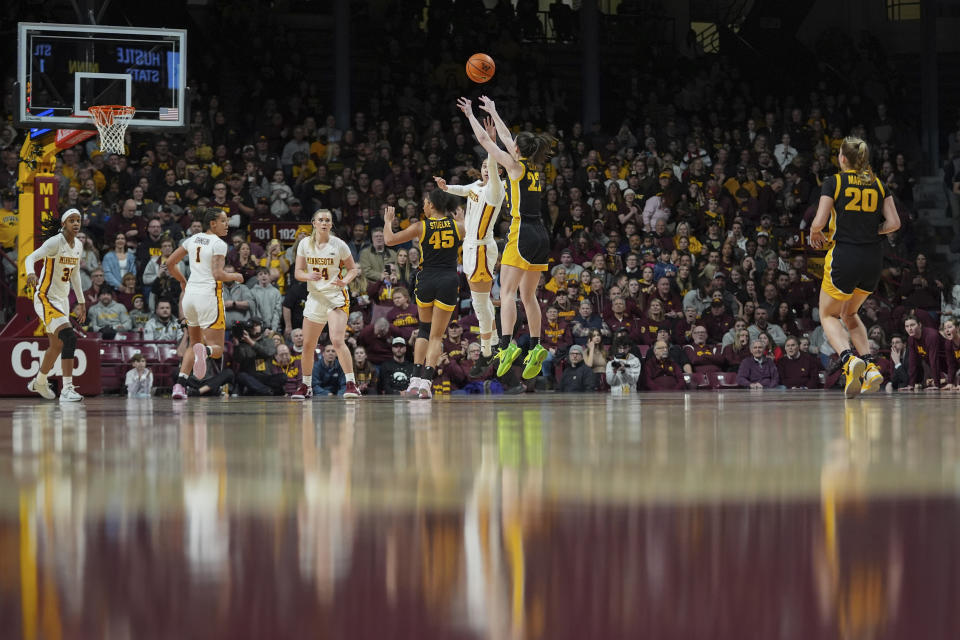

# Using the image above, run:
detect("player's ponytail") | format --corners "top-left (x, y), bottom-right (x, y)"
top-left (40, 211), bottom-right (65, 241)
top-left (201, 207), bottom-right (223, 231)
top-left (427, 188), bottom-right (460, 214)
top-left (515, 131), bottom-right (557, 167)
top-left (840, 136), bottom-right (875, 183)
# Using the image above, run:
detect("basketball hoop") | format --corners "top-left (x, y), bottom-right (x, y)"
top-left (88, 105), bottom-right (136, 155)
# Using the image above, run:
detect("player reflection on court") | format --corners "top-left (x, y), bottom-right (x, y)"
top-left (297, 401), bottom-right (356, 603)
top-left (181, 406), bottom-right (230, 580)
top-left (815, 402), bottom-right (903, 640)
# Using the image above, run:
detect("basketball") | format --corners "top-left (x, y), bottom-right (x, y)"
top-left (466, 53), bottom-right (495, 83)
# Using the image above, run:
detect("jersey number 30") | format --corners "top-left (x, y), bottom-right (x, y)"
top-left (428, 229), bottom-right (455, 249)
top-left (844, 187), bottom-right (878, 212)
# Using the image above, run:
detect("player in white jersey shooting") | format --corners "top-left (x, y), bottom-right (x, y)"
top-left (291, 208), bottom-right (362, 400)
top-left (434, 116), bottom-right (505, 372)
top-left (166, 208), bottom-right (244, 399)
top-left (24, 208), bottom-right (86, 402)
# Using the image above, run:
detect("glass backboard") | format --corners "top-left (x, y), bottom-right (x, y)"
top-left (17, 22), bottom-right (187, 133)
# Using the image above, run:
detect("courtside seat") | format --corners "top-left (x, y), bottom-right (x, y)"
top-left (710, 371), bottom-right (740, 389)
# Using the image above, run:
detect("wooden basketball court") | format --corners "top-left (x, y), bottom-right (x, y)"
top-left (1, 392), bottom-right (957, 638)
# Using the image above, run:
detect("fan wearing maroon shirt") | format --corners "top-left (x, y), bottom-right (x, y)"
top-left (673, 305), bottom-right (699, 345)
top-left (358, 317), bottom-right (404, 365)
top-left (649, 277), bottom-right (683, 319)
top-left (643, 340), bottom-right (685, 391)
top-left (604, 296), bottom-right (640, 343)
top-left (941, 317), bottom-right (960, 389)
top-left (386, 287), bottom-right (418, 340)
top-left (776, 336), bottom-right (821, 389)
top-left (638, 298), bottom-right (669, 346)
top-left (683, 326), bottom-right (723, 374)
top-left (539, 305), bottom-right (572, 382)
top-left (903, 315), bottom-right (942, 391)
top-left (441, 321), bottom-right (467, 362)
top-left (722, 328), bottom-right (752, 372)
top-left (702, 297), bottom-right (734, 344)
top-left (553, 289), bottom-right (578, 322)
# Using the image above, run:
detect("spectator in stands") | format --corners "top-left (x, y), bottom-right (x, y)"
top-left (143, 299), bottom-right (183, 342)
top-left (605, 338), bottom-right (641, 389)
top-left (378, 337), bottom-right (415, 394)
top-left (101, 232), bottom-right (137, 288)
top-left (737, 339), bottom-right (781, 389)
top-left (104, 199), bottom-right (146, 246)
top-left (748, 307), bottom-right (787, 346)
top-left (558, 345), bottom-right (597, 392)
top-left (583, 329), bottom-right (608, 373)
top-left (904, 314), bottom-right (942, 390)
top-left (84, 268), bottom-right (107, 307)
top-left (114, 273), bottom-right (139, 311)
top-left (683, 326), bottom-right (723, 374)
top-left (359, 227), bottom-right (398, 281)
top-left (570, 299), bottom-right (609, 345)
top-left (124, 353), bottom-right (153, 398)
top-left (722, 327), bottom-right (752, 372)
top-left (888, 334), bottom-right (910, 391)
top-left (142, 237), bottom-right (176, 302)
top-left (88, 285), bottom-right (132, 338)
top-left (643, 340), bottom-right (685, 391)
top-left (776, 336), bottom-right (820, 389)
top-left (260, 239), bottom-right (290, 292)
top-left (387, 286), bottom-right (418, 340)
top-left (352, 346), bottom-right (378, 395)
top-left (129, 295), bottom-right (150, 330)
top-left (249, 267), bottom-right (283, 331)
top-left (222, 263), bottom-right (255, 327)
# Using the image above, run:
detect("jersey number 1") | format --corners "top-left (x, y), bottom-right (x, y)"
top-left (428, 229), bottom-right (455, 249)
top-left (195, 246), bottom-right (202, 262)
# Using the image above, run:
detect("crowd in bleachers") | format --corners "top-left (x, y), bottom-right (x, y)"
top-left (1, 4), bottom-right (958, 396)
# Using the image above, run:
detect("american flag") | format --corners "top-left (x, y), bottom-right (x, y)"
top-left (159, 107), bottom-right (179, 121)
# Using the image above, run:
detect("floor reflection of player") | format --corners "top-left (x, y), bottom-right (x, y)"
top-left (297, 401), bottom-right (356, 602)
top-left (181, 410), bottom-right (230, 580)
top-left (814, 403), bottom-right (903, 640)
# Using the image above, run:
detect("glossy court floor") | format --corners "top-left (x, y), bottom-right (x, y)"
top-left (0, 392), bottom-right (958, 639)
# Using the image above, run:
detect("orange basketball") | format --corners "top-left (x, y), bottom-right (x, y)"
top-left (466, 53), bottom-right (495, 83)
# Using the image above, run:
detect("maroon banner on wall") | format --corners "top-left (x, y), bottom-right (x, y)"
top-left (248, 221), bottom-right (312, 247)
top-left (0, 337), bottom-right (102, 396)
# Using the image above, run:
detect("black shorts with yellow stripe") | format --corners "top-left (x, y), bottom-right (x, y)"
top-left (415, 269), bottom-right (460, 312)
top-left (823, 242), bottom-right (882, 300)
top-left (502, 215), bottom-right (549, 272)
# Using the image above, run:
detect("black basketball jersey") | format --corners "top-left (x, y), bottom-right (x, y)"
top-left (419, 215), bottom-right (461, 270)
top-left (508, 158), bottom-right (543, 219)
top-left (821, 171), bottom-right (888, 245)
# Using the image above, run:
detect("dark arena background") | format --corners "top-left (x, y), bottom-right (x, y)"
top-left (1, 1), bottom-right (960, 638)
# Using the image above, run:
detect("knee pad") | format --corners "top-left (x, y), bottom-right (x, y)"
top-left (58, 327), bottom-right (77, 359)
top-left (417, 322), bottom-right (431, 340)
top-left (472, 291), bottom-right (496, 332)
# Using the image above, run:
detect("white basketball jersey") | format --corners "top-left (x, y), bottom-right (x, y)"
top-left (463, 176), bottom-right (504, 243)
top-left (182, 233), bottom-right (228, 293)
top-left (297, 235), bottom-right (352, 294)
top-left (35, 234), bottom-right (83, 302)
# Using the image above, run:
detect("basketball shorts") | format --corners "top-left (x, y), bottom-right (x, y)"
top-left (415, 269), bottom-right (460, 312)
top-left (34, 293), bottom-right (69, 333)
top-left (502, 216), bottom-right (549, 272)
top-left (304, 288), bottom-right (349, 324)
top-left (183, 285), bottom-right (225, 330)
top-left (463, 240), bottom-right (499, 284)
top-left (823, 243), bottom-right (883, 301)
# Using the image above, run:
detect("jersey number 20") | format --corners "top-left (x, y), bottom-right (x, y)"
top-left (428, 229), bottom-right (455, 249)
top-left (844, 187), bottom-right (878, 213)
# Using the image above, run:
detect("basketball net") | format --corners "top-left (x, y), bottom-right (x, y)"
top-left (88, 105), bottom-right (136, 155)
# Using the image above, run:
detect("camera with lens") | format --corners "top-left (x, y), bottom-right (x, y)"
top-left (231, 319), bottom-right (254, 341)
top-left (611, 360), bottom-right (625, 370)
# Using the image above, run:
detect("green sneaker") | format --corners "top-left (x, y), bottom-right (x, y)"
top-left (495, 342), bottom-right (522, 377)
top-left (522, 343), bottom-right (548, 379)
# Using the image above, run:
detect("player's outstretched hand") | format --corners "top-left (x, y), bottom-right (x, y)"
top-left (383, 205), bottom-right (395, 224)
top-left (483, 117), bottom-right (497, 141)
top-left (478, 96), bottom-right (496, 114)
top-left (434, 176), bottom-right (448, 191)
top-left (456, 97), bottom-right (472, 116)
